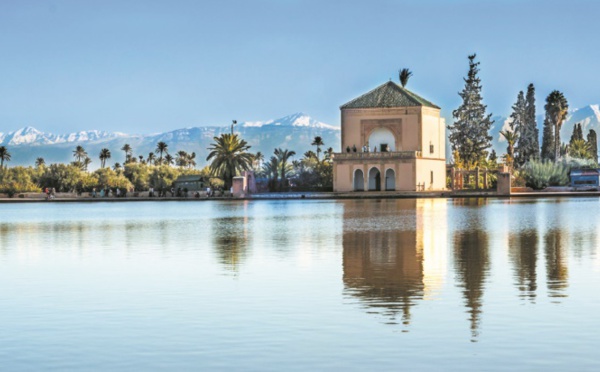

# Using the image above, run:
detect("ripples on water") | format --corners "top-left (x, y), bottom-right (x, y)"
top-left (1, 198), bottom-right (599, 370)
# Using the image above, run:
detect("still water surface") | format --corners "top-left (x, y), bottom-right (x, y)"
top-left (1, 198), bottom-right (600, 370)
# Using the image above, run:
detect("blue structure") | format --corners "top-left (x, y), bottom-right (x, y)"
top-left (570, 169), bottom-right (600, 189)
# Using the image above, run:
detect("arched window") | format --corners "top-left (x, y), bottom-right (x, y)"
top-left (368, 127), bottom-right (396, 152)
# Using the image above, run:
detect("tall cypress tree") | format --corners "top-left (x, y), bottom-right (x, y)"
top-left (541, 116), bottom-right (555, 161)
top-left (448, 54), bottom-right (494, 168)
top-left (524, 84), bottom-right (540, 162)
top-left (587, 129), bottom-right (598, 162)
top-left (569, 123), bottom-right (584, 146)
top-left (544, 90), bottom-right (569, 161)
top-left (510, 91), bottom-right (527, 167)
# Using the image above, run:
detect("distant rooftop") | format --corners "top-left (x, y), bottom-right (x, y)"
top-left (341, 81), bottom-right (440, 110)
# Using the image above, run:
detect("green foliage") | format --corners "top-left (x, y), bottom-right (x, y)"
top-left (542, 90), bottom-right (569, 161)
top-left (123, 163), bottom-right (150, 191)
top-left (0, 166), bottom-right (40, 196)
top-left (155, 141), bottom-right (169, 164)
top-left (274, 148), bottom-right (296, 190)
top-left (568, 139), bottom-right (591, 160)
top-left (149, 165), bottom-right (179, 190)
top-left (587, 129), bottom-right (598, 162)
top-left (512, 87), bottom-right (539, 168)
top-left (199, 166), bottom-right (224, 189)
top-left (206, 133), bottom-right (253, 189)
top-left (561, 156), bottom-right (597, 169)
top-left (521, 160), bottom-right (569, 190)
top-left (99, 148), bottom-right (111, 168)
top-left (524, 84), bottom-right (540, 161)
top-left (93, 168), bottom-right (132, 190)
top-left (398, 68), bottom-right (412, 88)
top-left (569, 123), bottom-right (584, 146)
top-left (37, 164), bottom-right (96, 192)
top-left (290, 151), bottom-right (333, 191)
top-left (448, 54), bottom-right (494, 168)
top-left (0, 146), bottom-right (11, 170)
top-left (311, 136), bottom-right (324, 161)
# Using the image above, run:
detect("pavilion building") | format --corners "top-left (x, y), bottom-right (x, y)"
top-left (332, 81), bottom-right (446, 192)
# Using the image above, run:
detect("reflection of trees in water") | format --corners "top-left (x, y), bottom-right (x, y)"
top-left (508, 229), bottom-right (538, 302)
top-left (544, 229), bottom-right (568, 299)
top-left (343, 229), bottom-right (423, 327)
top-left (453, 229), bottom-right (489, 341)
top-left (213, 217), bottom-right (249, 273)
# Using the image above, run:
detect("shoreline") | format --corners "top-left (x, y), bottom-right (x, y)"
top-left (2, 190), bottom-right (600, 203)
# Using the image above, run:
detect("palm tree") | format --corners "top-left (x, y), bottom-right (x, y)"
top-left (253, 151), bottom-right (264, 170)
top-left (569, 139), bottom-right (591, 159)
top-left (99, 148), bottom-right (111, 168)
top-left (399, 68), bottom-right (413, 88)
top-left (73, 145), bottom-right (87, 163)
top-left (500, 130), bottom-right (518, 167)
top-left (560, 143), bottom-right (570, 158)
top-left (147, 152), bottom-right (156, 165)
top-left (155, 141), bottom-right (169, 164)
top-left (303, 150), bottom-right (317, 161)
top-left (262, 155), bottom-right (280, 183)
top-left (187, 152), bottom-right (197, 169)
top-left (164, 154), bottom-right (174, 166)
top-left (83, 157), bottom-right (92, 171)
top-left (545, 90), bottom-right (569, 160)
top-left (311, 136), bottom-right (324, 161)
top-left (113, 162), bottom-right (122, 171)
top-left (324, 147), bottom-right (334, 162)
top-left (206, 133), bottom-right (253, 189)
top-left (121, 144), bottom-right (132, 163)
top-left (0, 146), bottom-right (11, 170)
top-left (176, 150), bottom-right (189, 168)
top-left (274, 148), bottom-right (296, 188)
top-left (500, 130), bottom-right (518, 159)
top-left (35, 157), bottom-right (45, 167)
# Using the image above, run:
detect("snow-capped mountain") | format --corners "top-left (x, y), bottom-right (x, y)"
top-left (0, 127), bottom-right (125, 146)
top-left (242, 112), bottom-right (339, 130)
top-left (0, 113), bottom-right (341, 169)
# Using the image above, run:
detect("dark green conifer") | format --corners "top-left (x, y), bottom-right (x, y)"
top-left (510, 91), bottom-right (526, 167)
top-left (523, 84), bottom-right (540, 163)
top-left (587, 129), bottom-right (598, 162)
top-left (448, 54), bottom-right (494, 168)
top-left (570, 123), bottom-right (584, 147)
top-left (541, 117), bottom-right (554, 161)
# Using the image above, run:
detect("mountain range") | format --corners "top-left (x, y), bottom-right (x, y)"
top-left (2, 105), bottom-right (600, 169)
top-left (0, 113), bottom-right (341, 169)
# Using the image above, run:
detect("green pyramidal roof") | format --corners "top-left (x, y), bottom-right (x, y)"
top-left (341, 81), bottom-right (440, 109)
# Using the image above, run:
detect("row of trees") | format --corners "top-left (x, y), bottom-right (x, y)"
top-left (1, 127), bottom-right (332, 195)
top-left (204, 132), bottom-right (333, 191)
top-left (448, 54), bottom-right (597, 171)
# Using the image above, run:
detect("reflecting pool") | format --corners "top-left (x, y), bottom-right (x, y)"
top-left (1, 198), bottom-right (599, 370)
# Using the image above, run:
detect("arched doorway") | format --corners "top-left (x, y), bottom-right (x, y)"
top-left (385, 169), bottom-right (395, 191)
top-left (368, 167), bottom-right (381, 191)
top-left (354, 169), bottom-right (364, 191)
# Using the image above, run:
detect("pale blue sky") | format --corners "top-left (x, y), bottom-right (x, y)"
top-left (0, 0), bottom-right (598, 133)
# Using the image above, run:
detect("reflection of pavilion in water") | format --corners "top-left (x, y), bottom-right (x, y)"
top-left (342, 199), bottom-right (447, 327)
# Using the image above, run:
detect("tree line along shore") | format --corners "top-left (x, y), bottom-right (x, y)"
top-left (1, 54), bottom-right (598, 197)
top-left (0, 134), bottom-right (333, 198)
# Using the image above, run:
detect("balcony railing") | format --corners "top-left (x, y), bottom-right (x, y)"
top-left (333, 151), bottom-right (422, 160)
